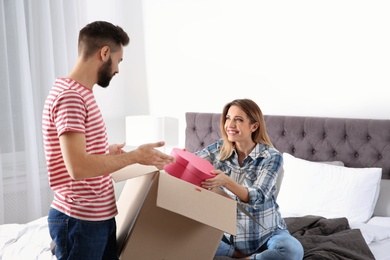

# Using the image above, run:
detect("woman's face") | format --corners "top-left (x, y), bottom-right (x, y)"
top-left (224, 105), bottom-right (257, 143)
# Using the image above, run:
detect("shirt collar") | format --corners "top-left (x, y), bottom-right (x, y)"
top-left (232, 143), bottom-right (269, 162)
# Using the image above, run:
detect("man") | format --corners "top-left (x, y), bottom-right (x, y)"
top-left (42, 21), bottom-right (174, 259)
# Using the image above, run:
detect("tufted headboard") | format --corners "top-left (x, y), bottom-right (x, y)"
top-left (185, 113), bottom-right (390, 180)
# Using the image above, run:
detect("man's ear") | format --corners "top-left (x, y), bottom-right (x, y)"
top-left (99, 46), bottom-right (111, 62)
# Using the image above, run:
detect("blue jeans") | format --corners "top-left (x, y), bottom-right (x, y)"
top-left (216, 229), bottom-right (304, 260)
top-left (48, 208), bottom-right (118, 260)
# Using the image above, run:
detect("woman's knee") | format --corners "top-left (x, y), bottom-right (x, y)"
top-left (268, 231), bottom-right (304, 260)
top-left (283, 236), bottom-right (304, 260)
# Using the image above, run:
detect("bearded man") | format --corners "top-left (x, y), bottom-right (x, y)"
top-left (42, 21), bottom-right (174, 260)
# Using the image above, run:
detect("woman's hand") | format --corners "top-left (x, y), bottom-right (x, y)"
top-left (202, 169), bottom-right (250, 203)
top-left (201, 169), bottom-right (230, 190)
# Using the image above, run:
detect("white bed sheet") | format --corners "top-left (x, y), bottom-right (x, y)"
top-left (351, 216), bottom-right (390, 260)
top-left (1, 216), bottom-right (390, 259)
top-left (0, 216), bottom-right (55, 260)
top-left (369, 239), bottom-right (390, 260)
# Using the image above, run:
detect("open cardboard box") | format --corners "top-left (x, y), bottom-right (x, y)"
top-left (112, 164), bottom-right (237, 260)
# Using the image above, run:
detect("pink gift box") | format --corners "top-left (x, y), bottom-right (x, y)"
top-left (164, 148), bottom-right (215, 187)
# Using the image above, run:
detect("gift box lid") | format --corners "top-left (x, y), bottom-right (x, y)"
top-left (165, 148), bottom-right (215, 180)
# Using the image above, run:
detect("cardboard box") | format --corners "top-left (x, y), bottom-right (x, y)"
top-left (112, 164), bottom-right (237, 260)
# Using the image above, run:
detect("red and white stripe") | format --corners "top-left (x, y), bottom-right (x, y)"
top-left (42, 78), bottom-right (117, 221)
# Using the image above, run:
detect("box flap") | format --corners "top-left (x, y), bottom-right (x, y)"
top-left (111, 163), bottom-right (158, 183)
top-left (157, 172), bottom-right (237, 235)
top-left (115, 171), bottom-right (157, 254)
top-left (119, 172), bottom-right (224, 259)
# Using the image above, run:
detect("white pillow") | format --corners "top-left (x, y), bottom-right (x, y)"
top-left (277, 153), bottom-right (382, 224)
top-left (373, 180), bottom-right (390, 217)
top-left (274, 160), bottom-right (343, 199)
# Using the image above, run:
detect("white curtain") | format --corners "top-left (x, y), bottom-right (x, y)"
top-left (0, 0), bottom-right (86, 224)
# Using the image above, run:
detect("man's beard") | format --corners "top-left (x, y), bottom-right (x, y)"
top-left (97, 58), bottom-right (113, 88)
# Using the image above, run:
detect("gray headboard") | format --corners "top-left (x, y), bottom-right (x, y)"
top-left (185, 113), bottom-right (390, 180)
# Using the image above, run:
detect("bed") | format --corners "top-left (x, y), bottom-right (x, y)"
top-left (1, 113), bottom-right (390, 259)
top-left (185, 112), bottom-right (390, 260)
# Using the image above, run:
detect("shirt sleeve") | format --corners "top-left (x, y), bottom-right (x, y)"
top-left (51, 89), bottom-right (86, 137)
top-left (247, 151), bottom-right (283, 207)
top-left (194, 139), bottom-right (222, 163)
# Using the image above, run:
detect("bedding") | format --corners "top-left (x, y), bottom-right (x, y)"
top-left (0, 216), bottom-right (54, 260)
top-left (374, 179), bottom-right (390, 217)
top-left (351, 219), bottom-right (390, 245)
top-left (285, 215), bottom-right (375, 260)
top-left (351, 218), bottom-right (390, 260)
top-left (367, 239), bottom-right (390, 260)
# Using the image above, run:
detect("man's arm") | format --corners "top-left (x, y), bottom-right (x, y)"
top-left (60, 131), bottom-right (174, 180)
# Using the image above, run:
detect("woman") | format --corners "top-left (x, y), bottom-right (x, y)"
top-left (197, 99), bottom-right (303, 259)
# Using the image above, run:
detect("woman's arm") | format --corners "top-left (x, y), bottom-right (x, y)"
top-left (201, 169), bottom-right (250, 203)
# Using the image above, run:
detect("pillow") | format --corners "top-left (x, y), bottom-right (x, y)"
top-left (274, 160), bottom-right (344, 199)
top-left (373, 180), bottom-right (390, 217)
top-left (277, 153), bottom-right (382, 224)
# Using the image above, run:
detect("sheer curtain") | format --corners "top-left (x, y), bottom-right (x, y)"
top-left (0, 0), bottom-right (86, 224)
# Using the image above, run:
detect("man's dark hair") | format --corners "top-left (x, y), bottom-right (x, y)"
top-left (78, 21), bottom-right (130, 59)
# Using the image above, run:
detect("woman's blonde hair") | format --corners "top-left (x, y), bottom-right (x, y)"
top-left (219, 99), bottom-right (273, 160)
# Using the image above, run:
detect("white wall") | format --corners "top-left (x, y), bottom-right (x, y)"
top-left (84, 0), bottom-right (150, 145)
top-left (85, 0), bottom-right (390, 149)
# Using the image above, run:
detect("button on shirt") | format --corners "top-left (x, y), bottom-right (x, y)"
top-left (195, 139), bottom-right (287, 254)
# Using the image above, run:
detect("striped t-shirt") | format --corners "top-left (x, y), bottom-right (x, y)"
top-left (42, 78), bottom-right (117, 221)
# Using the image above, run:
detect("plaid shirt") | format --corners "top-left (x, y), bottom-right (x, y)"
top-left (195, 139), bottom-right (287, 254)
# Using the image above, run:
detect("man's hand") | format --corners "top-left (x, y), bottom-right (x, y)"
top-left (109, 143), bottom-right (125, 154)
top-left (60, 132), bottom-right (175, 180)
top-left (134, 141), bottom-right (175, 166)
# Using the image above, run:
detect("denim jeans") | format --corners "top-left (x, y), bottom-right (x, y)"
top-left (216, 229), bottom-right (304, 260)
top-left (48, 208), bottom-right (118, 260)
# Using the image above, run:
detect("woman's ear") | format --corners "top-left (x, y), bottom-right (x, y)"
top-left (252, 122), bottom-right (259, 132)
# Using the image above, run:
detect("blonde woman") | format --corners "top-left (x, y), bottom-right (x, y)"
top-left (197, 99), bottom-right (303, 259)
